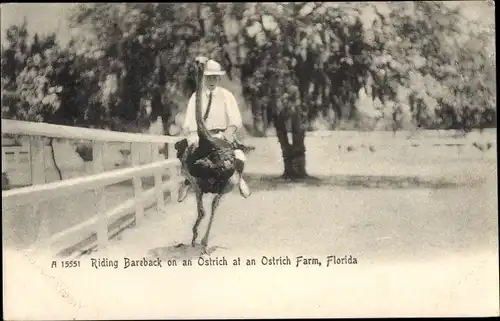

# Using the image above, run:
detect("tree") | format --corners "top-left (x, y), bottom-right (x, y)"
top-left (225, 3), bottom-right (373, 179)
top-left (1, 22), bottom-right (78, 180)
top-left (367, 2), bottom-right (496, 133)
top-left (2, 2), bottom-right (494, 182)
top-left (68, 3), bottom-right (210, 133)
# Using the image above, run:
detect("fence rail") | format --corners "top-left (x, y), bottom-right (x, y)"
top-left (1, 118), bottom-right (185, 257)
top-left (1, 119), bottom-right (181, 144)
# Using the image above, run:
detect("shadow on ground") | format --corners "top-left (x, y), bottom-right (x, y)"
top-left (242, 173), bottom-right (483, 193)
top-left (148, 243), bottom-right (228, 261)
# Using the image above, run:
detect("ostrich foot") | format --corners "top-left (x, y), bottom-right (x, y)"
top-left (200, 238), bottom-right (210, 255)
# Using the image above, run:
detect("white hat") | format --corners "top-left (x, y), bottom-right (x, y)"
top-left (204, 59), bottom-right (226, 76)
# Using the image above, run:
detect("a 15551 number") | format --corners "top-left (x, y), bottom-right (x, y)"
top-left (60, 260), bottom-right (80, 268)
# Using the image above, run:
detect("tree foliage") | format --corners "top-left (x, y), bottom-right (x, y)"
top-left (366, 2), bottom-right (496, 131)
top-left (230, 3), bottom-right (373, 133)
top-left (1, 2), bottom-right (495, 178)
top-left (2, 21), bottom-right (62, 122)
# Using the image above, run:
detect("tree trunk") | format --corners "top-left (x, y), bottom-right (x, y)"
top-left (261, 101), bottom-right (268, 136)
top-left (49, 138), bottom-right (63, 180)
top-left (252, 96), bottom-right (266, 137)
top-left (274, 110), bottom-right (308, 180)
top-left (283, 145), bottom-right (307, 179)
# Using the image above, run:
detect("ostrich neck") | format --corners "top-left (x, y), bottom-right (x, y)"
top-left (195, 65), bottom-right (215, 144)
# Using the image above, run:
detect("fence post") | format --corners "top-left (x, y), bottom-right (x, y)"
top-left (1, 147), bottom-right (7, 185)
top-left (131, 142), bottom-right (144, 224)
top-left (151, 143), bottom-right (164, 214)
top-left (14, 149), bottom-right (20, 164)
top-left (30, 136), bottom-right (49, 242)
top-left (93, 141), bottom-right (108, 249)
top-left (167, 142), bottom-right (179, 202)
top-left (167, 142), bottom-right (177, 161)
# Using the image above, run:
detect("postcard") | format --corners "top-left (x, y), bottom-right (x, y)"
top-left (2, 2), bottom-right (498, 319)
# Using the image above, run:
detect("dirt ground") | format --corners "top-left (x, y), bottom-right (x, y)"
top-left (3, 132), bottom-right (498, 318)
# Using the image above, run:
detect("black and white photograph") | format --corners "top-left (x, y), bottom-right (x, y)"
top-left (2, 2), bottom-right (498, 319)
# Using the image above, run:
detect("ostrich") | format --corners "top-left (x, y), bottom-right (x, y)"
top-left (177, 57), bottom-right (250, 253)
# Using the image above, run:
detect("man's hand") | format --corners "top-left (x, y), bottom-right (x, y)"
top-left (213, 132), bottom-right (225, 140)
top-left (187, 134), bottom-right (199, 148)
top-left (223, 126), bottom-right (237, 142)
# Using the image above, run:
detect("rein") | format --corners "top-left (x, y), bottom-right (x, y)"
top-left (203, 91), bottom-right (213, 122)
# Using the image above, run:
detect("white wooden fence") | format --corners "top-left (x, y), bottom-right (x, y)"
top-left (2, 146), bottom-right (29, 170)
top-left (1, 119), bottom-right (185, 257)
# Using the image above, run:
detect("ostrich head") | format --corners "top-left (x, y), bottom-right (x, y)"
top-left (193, 56), bottom-right (209, 93)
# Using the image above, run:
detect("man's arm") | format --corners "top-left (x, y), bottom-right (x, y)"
top-left (182, 94), bottom-right (199, 143)
top-left (224, 90), bottom-right (243, 137)
top-left (183, 94), bottom-right (197, 134)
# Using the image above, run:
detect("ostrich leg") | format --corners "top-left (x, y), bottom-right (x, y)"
top-left (201, 193), bottom-right (223, 252)
top-left (191, 188), bottom-right (205, 247)
top-left (179, 143), bottom-right (207, 247)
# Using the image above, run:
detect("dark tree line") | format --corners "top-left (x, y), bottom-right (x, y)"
top-left (2, 2), bottom-right (495, 179)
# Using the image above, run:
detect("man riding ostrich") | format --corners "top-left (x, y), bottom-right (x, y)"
top-left (174, 57), bottom-right (251, 252)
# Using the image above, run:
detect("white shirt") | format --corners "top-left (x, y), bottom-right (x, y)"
top-left (182, 86), bottom-right (243, 134)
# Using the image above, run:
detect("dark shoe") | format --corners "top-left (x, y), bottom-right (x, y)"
top-left (177, 179), bottom-right (192, 202)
